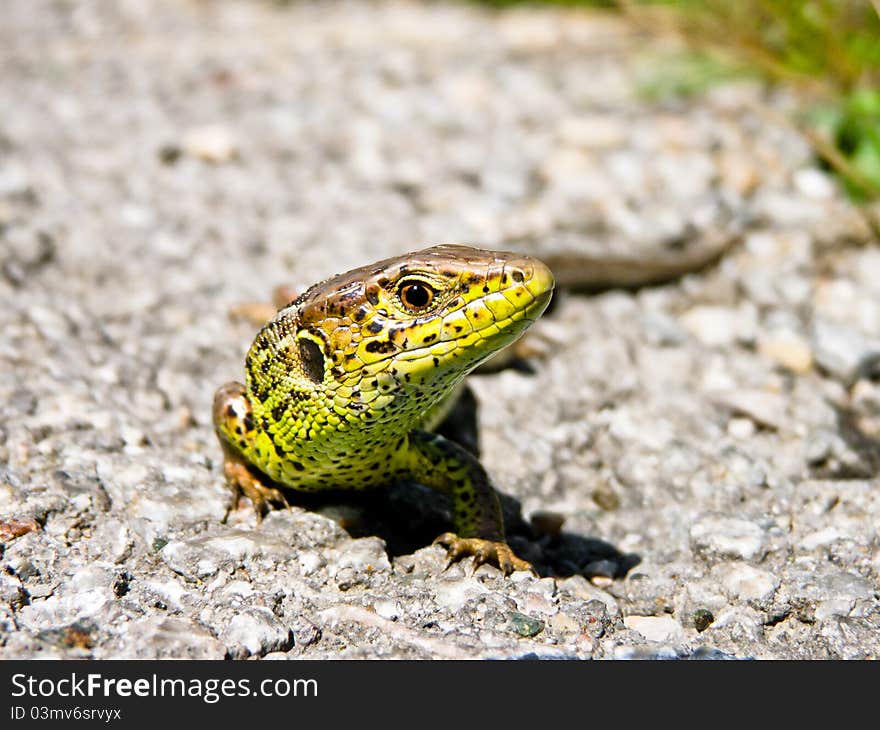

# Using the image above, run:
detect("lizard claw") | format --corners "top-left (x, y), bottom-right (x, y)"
top-left (222, 460), bottom-right (289, 523)
top-left (434, 532), bottom-right (534, 576)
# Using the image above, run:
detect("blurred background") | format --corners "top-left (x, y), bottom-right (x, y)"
top-left (3, 0), bottom-right (878, 292)
top-left (490, 0), bottom-right (880, 212)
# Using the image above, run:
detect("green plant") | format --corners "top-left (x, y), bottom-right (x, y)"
top-left (635, 50), bottom-right (753, 101)
top-left (809, 88), bottom-right (880, 200)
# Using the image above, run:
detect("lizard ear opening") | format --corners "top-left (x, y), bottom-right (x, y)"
top-left (298, 336), bottom-right (325, 384)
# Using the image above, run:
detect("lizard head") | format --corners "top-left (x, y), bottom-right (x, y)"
top-left (251, 245), bottom-right (554, 422)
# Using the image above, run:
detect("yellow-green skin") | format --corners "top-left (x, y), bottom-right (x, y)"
top-left (213, 244), bottom-right (554, 573)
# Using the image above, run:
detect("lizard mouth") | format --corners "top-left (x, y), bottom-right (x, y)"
top-left (323, 247), bottom-right (555, 390)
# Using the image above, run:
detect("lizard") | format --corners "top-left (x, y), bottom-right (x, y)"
top-left (213, 244), bottom-right (554, 574)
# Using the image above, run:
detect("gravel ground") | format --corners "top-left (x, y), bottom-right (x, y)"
top-left (1, 0), bottom-right (878, 660)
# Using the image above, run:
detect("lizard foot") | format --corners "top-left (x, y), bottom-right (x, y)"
top-left (222, 460), bottom-right (289, 523)
top-left (433, 532), bottom-right (535, 576)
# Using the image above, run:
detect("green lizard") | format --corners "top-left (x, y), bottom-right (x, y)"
top-left (213, 244), bottom-right (554, 574)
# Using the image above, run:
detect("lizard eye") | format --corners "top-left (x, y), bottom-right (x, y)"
top-left (398, 280), bottom-right (436, 311)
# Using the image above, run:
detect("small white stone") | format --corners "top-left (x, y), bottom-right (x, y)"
top-left (0, 483), bottom-right (16, 513)
top-left (223, 607), bottom-right (292, 658)
top-left (298, 551), bottom-right (324, 576)
top-left (217, 580), bottom-right (254, 599)
top-left (727, 417), bottom-right (756, 439)
top-left (519, 592), bottom-right (555, 615)
top-left (710, 607), bottom-right (764, 637)
top-left (70, 493), bottom-right (92, 513)
top-left (793, 168), bottom-right (835, 199)
top-left (714, 390), bottom-right (787, 431)
top-left (143, 580), bottom-right (187, 612)
top-left (557, 575), bottom-right (620, 618)
top-left (194, 558), bottom-right (219, 577)
top-left (811, 319), bottom-right (880, 383)
top-left (88, 521), bottom-right (132, 564)
top-left (690, 517), bottom-right (766, 561)
top-left (623, 615), bottom-right (685, 644)
top-left (680, 304), bottom-right (756, 347)
top-left (556, 115), bottom-right (626, 149)
top-left (0, 163), bottom-right (31, 196)
top-left (334, 537), bottom-right (391, 573)
top-left (182, 125), bottom-right (238, 163)
top-left (758, 330), bottom-right (813, 373)
top-left (547, 611), bottom-right (580, 635)
top-left (717, 150), bottom-right (760, 196)
top-left (432, 578), bottom-right (489, 611)
top-left (28, 305), bottom-right (69, 341)
top-left (716, 563), bottom-right (779, 602)
top-left (373, 600), bottom-right (401, 620)
top-left (798, 527), bottom-right (843, 551)
top-left (815, 598), bottom-right (854, 621)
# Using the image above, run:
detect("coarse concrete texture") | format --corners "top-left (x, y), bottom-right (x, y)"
top-left (1, 0), bottom-right (878, 660)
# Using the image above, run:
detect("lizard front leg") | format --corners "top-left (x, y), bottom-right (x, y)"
top-left (402, 430), bottom-right (532, 575)
top-left (213, 382), bottom-right (288, 520)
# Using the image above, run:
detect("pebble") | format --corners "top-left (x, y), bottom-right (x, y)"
top-left (556, 576), bottom-right (620, 619)
top-left (810, 319), bottom-right (880, 384)
top-left (690, 517), bottom-right (767, 561)
top-left (507, 611), bottom-right (545, 638)
top-left (641, 310), bottom-right (689, 347)
top-left (709, 606), bottom-right (764, 637)
top-left (622, 615), bottom-right (685, 644)
top-left (556, 115), bottom-right (626, 149)
top-left (216, 580), bottom-right (255, 600)
top-left (818, 571), bottom-right (874, 603)
top-left (88, 519), bottom-right (134, 563)
top-left (680, 304), bottom-right (757, 348)
top-left (797, 527), bottom-right (843, 551)
top-left (331, 538), bottom-right (392, 574)
top-left (793, 168), bottom-right (836, 199)
top-left (141, 580), bottom-right (188, 613)
top-left (757, 330), bottom-right (813, 373)
top-left (713, 390), bottom-right (787, 431)
top-left (717, 150), bottom-right (760, 197)
top-left (547, 611), bottom-right (581, 636)
top-left (432, 578), bottom-right (489, 612)
top-left (373, 600), bottom-right (401, 621)
top-left (727, 417), bottom-right (756, 439)
top-left (692, 608), bottom-right (714, 632)
top-left (815, 599), bottom-right (855, 621)
top-left (0, 164), bottom-right (31, 196)
top-left (715, 563), bottom-right (779, 602)
top-left (290, 616), bottom-right (322, 648)
top-left (803, 433), bottom-right (834, 466)
top-left (181, 125), bottom-right (238, 163)
top-left (222, 608), bottom-right (294, 659)
top-left (117, 617), bottom-right (225, 659)
top-left (159, 531), bottom-right (292, 580)
top-left (784, 567), bottom-right (874, 625)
